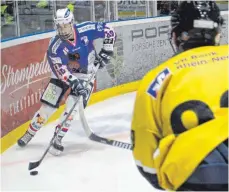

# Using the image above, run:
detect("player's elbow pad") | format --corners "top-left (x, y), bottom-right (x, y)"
top-left (53, 63), bottom-right (78, 86)
top-left (103, 25), bottom-right (116, 52)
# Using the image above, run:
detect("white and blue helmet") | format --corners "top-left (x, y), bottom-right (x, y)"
top-left (54, 8), bottom-right (74, 40)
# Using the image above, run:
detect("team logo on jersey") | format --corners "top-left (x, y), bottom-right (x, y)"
top-left (147, 68), bottom-right (171, 99)
top-left (68, 53), bottom-right (80, 61)
top-left (75, 53), bottom-right (80, 60)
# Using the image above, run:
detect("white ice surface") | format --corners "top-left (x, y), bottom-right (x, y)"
top-left (1, 92), bottom-right (161, 192)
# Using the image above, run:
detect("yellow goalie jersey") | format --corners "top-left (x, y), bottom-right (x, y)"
top-left (131, 45), bottom-right (228, 190)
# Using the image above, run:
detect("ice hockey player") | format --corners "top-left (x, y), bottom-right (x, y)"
top-left (131, 1), bottom-right (228, 191)
top-left (17, 8), bottom-right (116, 155)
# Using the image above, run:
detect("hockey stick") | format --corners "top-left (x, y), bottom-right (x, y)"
top-left (169, 37), bottom-right (177, 54)
top-left (28, 63), bottom-right (100, 171)
top-left (78, 96), bottom-right (133, 150)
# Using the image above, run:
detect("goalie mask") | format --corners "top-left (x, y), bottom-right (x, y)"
top-left (54, 8), bottom-right (74, 40)
top-left (170, 1), bottom-right (224, 53)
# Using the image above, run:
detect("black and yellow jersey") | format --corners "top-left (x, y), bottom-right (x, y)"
top-left (131, 45), bottom-right (228, 190)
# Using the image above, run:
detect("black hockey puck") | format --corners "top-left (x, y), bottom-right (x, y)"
top-left (30, 171), bottom-right (38, 176)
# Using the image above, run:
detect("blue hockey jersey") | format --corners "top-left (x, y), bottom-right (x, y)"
top-left (47, 21), bottom-right (115, 81)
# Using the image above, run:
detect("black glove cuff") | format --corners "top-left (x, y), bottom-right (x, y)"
top-left (100, 48), bottom-right (114, 57)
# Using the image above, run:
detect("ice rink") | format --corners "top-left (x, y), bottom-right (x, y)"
top-left (1, 92), bottom-right (161, 192)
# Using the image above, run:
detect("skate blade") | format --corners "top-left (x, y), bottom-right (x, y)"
top-left (48, 146), bottom-right (62, 156)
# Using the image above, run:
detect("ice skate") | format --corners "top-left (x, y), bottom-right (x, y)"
top-left (17, 131), bottom-right (34, 147)
top-left (49, 136), bottom-right (64, 156)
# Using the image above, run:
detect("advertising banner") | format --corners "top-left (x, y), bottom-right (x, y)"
top-left (1, 39), bottom-right (51, 137)
top-left (117, 0), bottom-right (146, 20)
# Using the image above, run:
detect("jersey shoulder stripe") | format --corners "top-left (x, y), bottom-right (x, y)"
top-left (48, 36), bottom-right (63, 55)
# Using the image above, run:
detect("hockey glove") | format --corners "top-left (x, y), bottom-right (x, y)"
top-left (94, 49), bottom-right (113, 69)
top-left (70, 79), bottom-right (88, 100)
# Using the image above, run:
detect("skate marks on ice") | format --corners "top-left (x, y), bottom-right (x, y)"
top-left (1, 92), bottom-right (161, 192)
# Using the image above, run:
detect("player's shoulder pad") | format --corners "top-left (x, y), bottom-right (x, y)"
top-left (48, 36), bottom-right (64, 55)
top-left (76, 21), bottom-right (96, 34)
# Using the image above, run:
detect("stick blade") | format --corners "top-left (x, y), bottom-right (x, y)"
top-left (28, 161), bottom-right (40, 170)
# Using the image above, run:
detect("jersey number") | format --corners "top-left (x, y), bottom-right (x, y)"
top-left (170, 90), bottom-right (228, 134)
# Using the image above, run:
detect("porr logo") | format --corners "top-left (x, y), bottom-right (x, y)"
top-left (131, 25), bottom-right (169, 41)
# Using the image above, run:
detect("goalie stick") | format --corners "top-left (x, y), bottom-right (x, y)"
top-left (28, 62), bottom-right (101, 171)
top-left (78, 96), bottom-right (133, 150)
